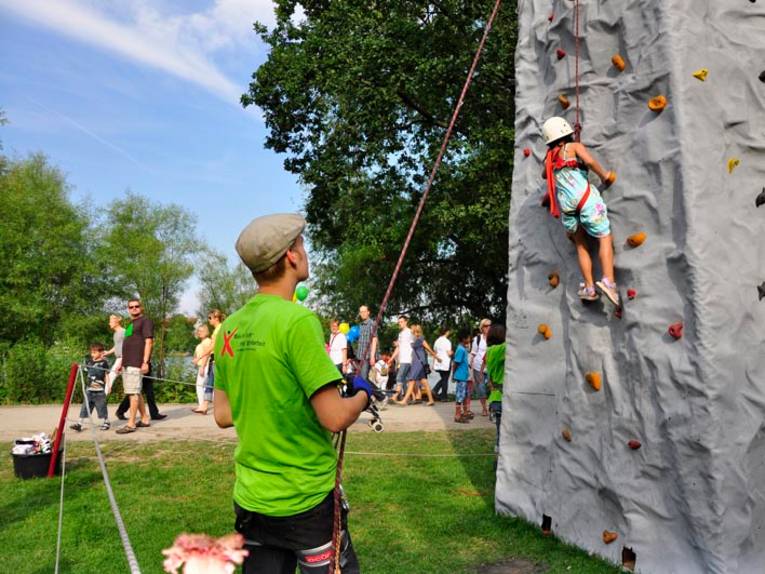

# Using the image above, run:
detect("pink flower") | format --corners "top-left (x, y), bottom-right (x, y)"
top-left (163, 533), bottom-right (248, 574)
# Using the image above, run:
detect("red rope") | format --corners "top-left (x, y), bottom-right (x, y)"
top-left (574, 0), bottom-right (581, 141)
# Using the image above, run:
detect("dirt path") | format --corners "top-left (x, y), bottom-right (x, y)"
top-left (1, 401), bottom-right (492, 443)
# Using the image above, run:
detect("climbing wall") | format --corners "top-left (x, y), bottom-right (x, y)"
top-left (496, 1), bottom-right (765, 572)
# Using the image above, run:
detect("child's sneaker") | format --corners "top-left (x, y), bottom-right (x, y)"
top-left (99, 421), bottom-right (110, 431)
top-left (578, 283), bottom-right (599, 301)
top-left (596, 278), bottom-right (621, 306)
top-left (69, 422), bottom-right (82, 432)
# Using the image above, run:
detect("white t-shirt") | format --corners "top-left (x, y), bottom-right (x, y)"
top-left (328, 332), bottom-right (347, 364)
top-left (397, 327), bottom-right (413, 364)
top-left (433, 336), bottom-right (452, 371)
top-left (470, 334), bottom-right (487, 372)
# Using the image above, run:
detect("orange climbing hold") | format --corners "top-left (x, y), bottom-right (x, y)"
top-left (668, 322), bottom-right (683, 340)
top-left (558, 94), bottom-right (571, 110)
top-left (727, 158), bottom-right (740, 174)
top-left (627, 232), bottom-right (647, 247)
top-left (561, 429), bottom-right (573, 442)
top-left (602, 531), bottom-right (619, 545)
top-left (538, 324), bottom-right (552, 340)
top-left (585, 372), bottom-right (602, 392)
top-left (692, 68), bottom-right (709, 81)
top-left (648, 95), bottom-right (667, 112)
top-left (523, 147), bottom-right (531, 157)
top-left (548, 272), bottom-right (560, 288)
top-left (611, 54), bottom-right (626, 72)
top-left (627, 288), bottom-right (637, 300)
top-left (628, 440), bottom-right (642, 450)
top-left (603, 171), bottom-right (617, 187)
top-left (556, 48), bottom-right (567, 60)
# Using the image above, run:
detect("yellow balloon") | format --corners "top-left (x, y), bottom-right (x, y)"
top-left (292, 293), bottom-right (298, 303)
top-left (339, 322), bottom-right (350, 334)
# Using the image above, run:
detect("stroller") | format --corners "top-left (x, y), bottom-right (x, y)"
top-left (343, 358), bottom-right (387, 433)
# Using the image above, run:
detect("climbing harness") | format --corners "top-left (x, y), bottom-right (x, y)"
top-left (544, 144), bottom-right (590, 219)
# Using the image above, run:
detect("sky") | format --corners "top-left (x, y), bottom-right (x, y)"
top-left (0, 0), bottom-right (303, 314)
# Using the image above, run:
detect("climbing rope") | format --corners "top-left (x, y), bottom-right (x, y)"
top-left (53, 390), bottom-right (74, 574)
top-left (573, 0), bottom-right (582, 140)
top-left (78, 366), bottom-right (142, 574)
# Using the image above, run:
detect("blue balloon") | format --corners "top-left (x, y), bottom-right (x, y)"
top-left (347, 325), bottom-right (361, 343)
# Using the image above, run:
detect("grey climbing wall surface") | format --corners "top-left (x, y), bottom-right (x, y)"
top-left (496, 1), bottom-right (765, 572)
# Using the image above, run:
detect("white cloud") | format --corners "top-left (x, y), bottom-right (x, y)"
top-left (0, 0), bottom-right (275, 103)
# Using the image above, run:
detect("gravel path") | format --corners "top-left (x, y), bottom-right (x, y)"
top-left (1, 400), bottom-right (493, 443)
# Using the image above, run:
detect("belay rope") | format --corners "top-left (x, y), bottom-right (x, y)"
top-left (332, 0), bottom-right (504, 571)
top-left (574, 0), bottom-right (582, 140)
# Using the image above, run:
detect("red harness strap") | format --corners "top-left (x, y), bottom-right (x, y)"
top-left (545, 146), bottom-right (590, 219)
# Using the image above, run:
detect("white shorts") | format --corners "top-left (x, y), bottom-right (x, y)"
top-left (123, 366), bottom-right (143, 395)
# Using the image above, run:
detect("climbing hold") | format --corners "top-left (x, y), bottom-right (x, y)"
top-left (692, 68), bottom-right (709, 82)
top-left (585, 371), bottom-right (602, 392)
top-left (548, 12), bottom-right (554, 23)
top-left (561, 429), bottom-right (573, 442)
top-left (668, 322), bottom-right (684, 340)
top-left (758, 282), bottom-right (765, 301)
top-left (603, 171), bottom-right (617, 188)
top-left (627, 288), bottom-right (637, 300)
top-left (614, 307), bottom-right (623, 320)
top-left (548, 272), bottom-right (560, 288)
top-left (523, 147), bottom-right (531, 157)
top-left (727, 158), bottom-right (740, 174)
top-left (627, 232), bottom-right (647, 248)
top-left (538, 324), bottom-right (552, 340)
top-left (556, 48), bottom-right (567, 60)
top-left (611, 54), bottom-right (626, 72)
top-left (759, 70), bottom-right (765, 83)
top-left (558, 94), bottom-right (571, 110)
top-left (755, 188), bottom-right (765, 207)
top-left (648, 95), bottom-right (667, 112)
top-left (602, 531), bottom-right (619, 545)
top-left (628, 440), bottom-right (642, 450)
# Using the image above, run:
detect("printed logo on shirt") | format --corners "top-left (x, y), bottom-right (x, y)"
top-left (221, 327), bottom-right (238, 358)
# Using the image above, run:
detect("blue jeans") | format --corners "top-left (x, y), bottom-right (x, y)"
top-left (79, 390), bottom-right (108, 420)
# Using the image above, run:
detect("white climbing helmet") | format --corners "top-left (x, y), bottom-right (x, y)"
top-left (542, 116), bottom-right (574, 145)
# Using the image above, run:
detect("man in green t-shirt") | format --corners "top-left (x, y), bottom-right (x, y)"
top-left (214, 213), bottom-right (372, 573)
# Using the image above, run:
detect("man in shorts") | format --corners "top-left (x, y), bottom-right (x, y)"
top-left (115, 299), bottom-right (152, 434)
top-left (213, 213), bottom-right (373, 573)
top-left (387, 315), bottom-right (413, 402)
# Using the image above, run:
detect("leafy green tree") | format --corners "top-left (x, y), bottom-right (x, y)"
top-left (0, 154), bottom-right (113, 347)
top-left (196, 249), bottom-right (259, 316)
top-left (244, 0), bottom-right (516, 323)
top-left (99, 193), bottom-right (199, 375)
top-left (164, 314), bottom-right (198, 354)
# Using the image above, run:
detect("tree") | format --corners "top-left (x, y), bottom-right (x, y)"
top-left (0, 154), bottom-right (114, 347)
top-left (196, 249), bottom-right (259, 317)
top-left (99, 193), bottom-right (198, 375)
top-left (164, 314), bottom-right (198, 354)
top-left (244, 1), bottom-right (516, 323)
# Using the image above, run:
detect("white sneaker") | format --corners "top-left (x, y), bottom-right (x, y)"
top-left (596, 279), bottom-right (621, 306)
top-left (578, 283), bottom-right (599, 301)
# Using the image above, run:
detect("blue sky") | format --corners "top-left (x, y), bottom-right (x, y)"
top-left (0, 0), bottom-right (302, 313)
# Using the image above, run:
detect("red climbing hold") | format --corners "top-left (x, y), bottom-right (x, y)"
top-left (548, 12), bottom-right (554, 22)
top-left (556, 48), bottom-right (566, 60)
top-left (627, 289), bottom-right (637, 300)
top-left (523, 147), bottom-right (532, 157)
top-left (614, 307), bottom-right (623, 320)
top-left (628, 440), bottom-right (642, 450)
top-left (668, 322), bottom-right (683, 340)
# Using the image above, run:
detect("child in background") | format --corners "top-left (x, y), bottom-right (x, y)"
top-left (541, 116), bottom-right (620, 306)
top-left (452, 332), bottom-right (471, 423)
top-left (70, 343), bottom-right (111, 431)
top-left (484, 324), bottom-right (507, 452)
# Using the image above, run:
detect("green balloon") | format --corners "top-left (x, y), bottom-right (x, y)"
top-left (296, 285), bottom-right (310, 301)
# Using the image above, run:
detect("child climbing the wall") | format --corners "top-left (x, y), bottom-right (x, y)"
top-left (541, 117), bottom-right (620, 306)
top-left (484, 324), bottom-right (506, 453)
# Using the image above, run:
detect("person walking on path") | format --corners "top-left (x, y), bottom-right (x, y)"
top-left (431, 327), bottom-right (453, 401)
top-left (388, 315), bottom-right (413, 403)
top-left (103, 314), bottom-right (124, 396)
top-left (192, 324), bottom-right (213, 414)
top-left (469, 318), bottom-right (491, 417)
top-left (395, 324), bottom-right (437, 406)
top-left (327, 319), bottom-right (348, 375)
top-left (115, 299), bottom-right (154, 434)
top-left (70, 343), bottom-right (111, 431)
top-left (213, 213), bottom-right (370, 573)
top-left (355, 305), bottom-right (378, 381)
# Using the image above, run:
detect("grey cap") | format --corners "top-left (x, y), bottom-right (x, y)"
top-left (235, 213), bottom-right (306, 273)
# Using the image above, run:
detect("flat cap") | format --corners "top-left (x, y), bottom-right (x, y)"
top-left (235, 213), bottom-right (306, 273)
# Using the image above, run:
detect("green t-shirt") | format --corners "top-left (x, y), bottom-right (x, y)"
top-left (214, 293), bottom-right (342, 516)
top-left (485, 343), bottom-right (506, 404)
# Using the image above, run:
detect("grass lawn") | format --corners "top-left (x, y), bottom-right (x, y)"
top-left (1, 429), bottom-right (619, 573)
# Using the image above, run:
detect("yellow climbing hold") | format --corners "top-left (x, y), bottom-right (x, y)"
top-left (611, 54), bottom-right (626, 72)
top-left (693, 68), bottom-right (709, 81)
top-left (627, 231), bottom-right (647, 248)
top-left (585, 371), bottom-right (602, 391)
top-left (558, 94), bottom-right (571, 110)
top-left (538, 324), bottom-right (553, 340)
top-left (728, 158), bottom-right (740, 174)
top-left (648, 95), bottom-right (667, 112)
